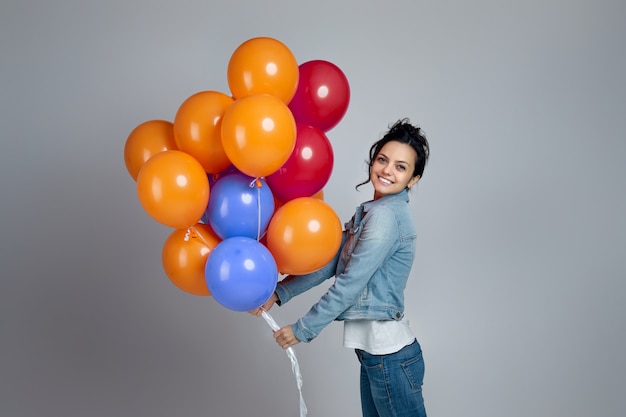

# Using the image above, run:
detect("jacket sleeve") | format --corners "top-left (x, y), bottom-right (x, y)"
top-left (292, 207), bottom-right (398, 342)
top-left (274, 231), bottom-right (346, 305)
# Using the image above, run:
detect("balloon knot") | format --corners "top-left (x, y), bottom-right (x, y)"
top-left (249, 177), bottom-right (263, 188)
top-left (184, 226), bottom-right (198, 241)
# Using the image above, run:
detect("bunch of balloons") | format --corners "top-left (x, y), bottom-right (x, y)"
top-left (123, 37), bottom-right (350, 312)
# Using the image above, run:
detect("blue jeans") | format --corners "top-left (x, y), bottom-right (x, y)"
top-left (355, 339), bottom-right (427, 417)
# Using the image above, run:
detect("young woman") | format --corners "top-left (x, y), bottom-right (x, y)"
top-left (253, 118), bottom-right (430, 417)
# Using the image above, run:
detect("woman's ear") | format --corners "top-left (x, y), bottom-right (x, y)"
top-left (407, 175), bottom-right (421, 190)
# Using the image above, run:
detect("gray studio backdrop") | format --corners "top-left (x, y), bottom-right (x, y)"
top-left (1, 1), bottom-right (625, 416)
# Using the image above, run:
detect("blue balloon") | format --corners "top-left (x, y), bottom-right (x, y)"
top-left (205, 172), bottom-right (275, 240)
top-left (205, 237), bottom-right (278, 312)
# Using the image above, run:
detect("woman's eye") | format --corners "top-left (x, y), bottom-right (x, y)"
top-left (397, 165), bottom-right (406, 171)
top-left (377, 157), bottom-right (387, 163)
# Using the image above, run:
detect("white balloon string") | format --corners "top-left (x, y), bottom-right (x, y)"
top-left (250, 177), bottom-right (262, 241)
top-left (256, 181), bottom-right (262, 241)
top-left (261, 310), bottom-right (308, 417)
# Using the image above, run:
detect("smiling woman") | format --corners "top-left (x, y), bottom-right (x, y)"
top-left (252, 119), bottom-right (431, 417)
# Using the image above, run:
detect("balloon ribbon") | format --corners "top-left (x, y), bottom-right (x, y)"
top-left (261, 310), bottom-right (307, 417)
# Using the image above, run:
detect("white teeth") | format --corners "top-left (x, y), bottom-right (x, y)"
top-left (379, 177), bottom-right (392, 185)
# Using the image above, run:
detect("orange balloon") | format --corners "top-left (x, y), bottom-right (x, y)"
top-left (136, 150), bottom-right (210, 229)
top-left (227, 37), bottom-right (299, 103)
top-left (162, 224), bottom-right (221, 296)
top-left (173, 91), bottom-right (234, 174)
top-left (123, 120), bottom-right (177, 180)
top-left (221, 94), bottom-right (296, 178)
top-left (266, 197), bottom-right (342, 275)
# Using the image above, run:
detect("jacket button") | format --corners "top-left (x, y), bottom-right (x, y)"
top-left (396, 313), bottom-right (401, 318)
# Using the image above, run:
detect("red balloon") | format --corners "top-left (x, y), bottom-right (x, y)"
top-left (266, 124), bottom-right (334, 203)
top-left (288, 60), bottom-right (350, 132)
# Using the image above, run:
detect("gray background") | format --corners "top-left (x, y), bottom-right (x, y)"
top-left (2, 1), bottom-right (625, 416)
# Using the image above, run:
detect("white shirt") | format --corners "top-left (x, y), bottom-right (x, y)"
top-left (343, 318), bottom-right (415, 355)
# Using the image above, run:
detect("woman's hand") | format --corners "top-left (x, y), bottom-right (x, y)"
top-left (274, 325), bottom-right (300, 349)
top-left (249, 292), bottom-right (279, 316)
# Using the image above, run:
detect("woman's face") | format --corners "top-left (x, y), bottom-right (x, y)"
top-left (370, 141), bottom-right (420, 200)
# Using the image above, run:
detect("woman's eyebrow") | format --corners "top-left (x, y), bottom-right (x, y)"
top-left (378, 152), bottom-right (409, 165)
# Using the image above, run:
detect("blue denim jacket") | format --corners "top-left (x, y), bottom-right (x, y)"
top-left (274, 189), bottom-right (417, 343)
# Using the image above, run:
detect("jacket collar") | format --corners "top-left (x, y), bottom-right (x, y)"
top-left (361, 188), bottom-right (410, 212)
top-left (354, 189), bottom-right (410, 225)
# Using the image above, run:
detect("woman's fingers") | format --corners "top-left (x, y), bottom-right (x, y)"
top-left (274, 326), bottom-right (300, 349)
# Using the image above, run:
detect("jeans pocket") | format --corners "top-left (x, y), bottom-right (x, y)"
top-left (401, 352), bottom-right (425, 390)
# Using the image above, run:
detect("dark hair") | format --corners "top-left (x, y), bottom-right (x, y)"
top-left (356, 118), bottom-right (430, 190)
